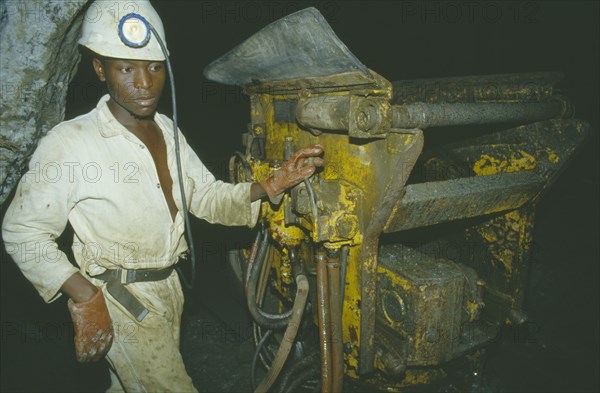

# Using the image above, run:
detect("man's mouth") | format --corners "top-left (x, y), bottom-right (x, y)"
top-left (134, 97), bottom-right (156, 107)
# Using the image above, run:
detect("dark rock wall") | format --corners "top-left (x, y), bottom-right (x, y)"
top-left (0, 1), bottom-right (88, 204)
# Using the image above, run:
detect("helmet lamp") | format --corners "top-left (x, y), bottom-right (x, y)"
top-left (118, 13), bottom-right (151, 48)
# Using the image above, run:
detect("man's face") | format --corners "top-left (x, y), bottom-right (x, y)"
top-left (93, 57), bottom-right (166, 119)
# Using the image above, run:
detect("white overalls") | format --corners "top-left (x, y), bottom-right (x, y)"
top-left (2, 94), bottom-right (260, 392)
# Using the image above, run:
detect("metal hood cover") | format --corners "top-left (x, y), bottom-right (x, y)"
top-left (203, 7), bottom-right (371, 87)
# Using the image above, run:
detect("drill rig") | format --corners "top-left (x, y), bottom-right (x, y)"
top-left (204, 8), bottom-right (589, 392)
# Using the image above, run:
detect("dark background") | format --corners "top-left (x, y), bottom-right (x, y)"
top-left (1, 1), bottom-right (598, 392)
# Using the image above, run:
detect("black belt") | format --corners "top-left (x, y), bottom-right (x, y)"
top-left (96, 267), bottom-right (174, 284)
top-left (94, 267), bottom-right (174, 322)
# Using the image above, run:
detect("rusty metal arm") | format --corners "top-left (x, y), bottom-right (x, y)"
top-left (296, 95), bottom-right (571, 138)
top-left (383, 172), bottom-right (544, 233)
top-left (391, 100), bottom-right (570, 129)
top-left (391, 72), bottom-right (564, 104)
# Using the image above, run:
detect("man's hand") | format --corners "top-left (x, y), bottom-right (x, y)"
top-left (67, 287), bottom-right (114, 363)
top-left (259, 145), bottom-right (324, 198)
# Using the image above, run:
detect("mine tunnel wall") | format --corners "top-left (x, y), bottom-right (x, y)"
top-left (0, 1), bottom-right (88, 204)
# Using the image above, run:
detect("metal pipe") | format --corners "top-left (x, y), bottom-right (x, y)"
top-left (316, 250), bottom-right (332, 393)
top-left (296, 96), bottom-right (350, 131)
top-left (326, 250), bottom-right (343, 393)
top-left (391, 100), bottom-right (570, 129)
top-left (391, 72), bottom-right (565, 104)
top-left (339, 246), bottom-right (349, 309)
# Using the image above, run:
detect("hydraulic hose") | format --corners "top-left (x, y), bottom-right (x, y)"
top-left (304, 178), bottom-right (319, 221)
top-left (229, 151), bottom-right (252, 183)
top-left (251, 329), bottom-right (274, 391)
top-left (254, 322), bottom-right (275, 368)
top-left (247, 230), bottom-right (293, 329)
top-left (278, 351), bottom-right (319, 393)
top-left (244, 231), bottom-right (262, 296)
top-left (284, 365), bottom-right (320, 393)
top-left (254, 273), bottom-right (310, 393)
top-left (257, 244), bottom-right (274, 306)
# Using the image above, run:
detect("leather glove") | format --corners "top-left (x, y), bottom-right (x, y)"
top-left (259, 145), bottom-right (324, 198)
top-left (67, 288), bottom-right (114, 363)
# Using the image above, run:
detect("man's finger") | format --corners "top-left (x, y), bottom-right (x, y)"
top-left (291, 145), bottom-right (324, 162)
top-left (305, 157), bottom-right (324, 167)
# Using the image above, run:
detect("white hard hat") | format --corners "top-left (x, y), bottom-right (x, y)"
top-left (78, 0), bottom-right (168, 61)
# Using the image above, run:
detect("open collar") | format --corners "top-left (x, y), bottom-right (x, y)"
top-left (96, 94), bottom-right (163, 139)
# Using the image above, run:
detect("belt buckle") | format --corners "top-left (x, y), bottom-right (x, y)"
top-left (118, 268), bottom-right (135, 284)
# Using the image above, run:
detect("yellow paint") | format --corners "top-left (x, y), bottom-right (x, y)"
top-left (402, 369), bottom-right (436, 385)
top-left (378, 265), bottom-right (412, 292)
top-left (279, 251), bottom-right (293, 286)
top-left (467, 301), bottom-right (481, 322)
top-left (475, 209), bottom-right (533, 276)
top-left (360, 368), bottom-right (446, 392)
top-left (473, 150), bottom-right (537, 176)
top-left (230, 61), bottom-right (574, 391)
top-left (545, 147), bottom-right (560, 163)
top-left (245, 74), bottom-right (428, 388)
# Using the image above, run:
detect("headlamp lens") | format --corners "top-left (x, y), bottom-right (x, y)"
top-left (118, 13), bottom-right (151, 47)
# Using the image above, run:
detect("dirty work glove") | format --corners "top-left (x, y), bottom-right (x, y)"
top-left (67, 288), bottom-right (114, 363)
top-left (259, 145), bottom-right (324, 199)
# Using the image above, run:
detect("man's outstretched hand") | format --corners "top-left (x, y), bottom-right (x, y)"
top-left (67, 287), bottom-right (114, 363)
top-left (259, 145), bottom-right (324, 198)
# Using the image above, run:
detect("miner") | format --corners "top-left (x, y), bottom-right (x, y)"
top-left (1, 0), bottom-right (323, 391)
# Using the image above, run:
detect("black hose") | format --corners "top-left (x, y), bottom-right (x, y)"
top-left (278, 351), bottom-right (319, 393)
top-left (150, 25), bottom-right (196, 290)
top-left (284, 365), bottom-right (320, 393)
top-left (247, 230), bottom-right (293, 329)
top-left (254, 322), bottom-right (275, 368)
top-left (255, 274), bottom-right (310, 393)
top-left (304, 178), bottom-right (319, 221)
top-left (251, 329), bottom-right (273, 392)
top-left (229, 151), bottom-right (252, 183)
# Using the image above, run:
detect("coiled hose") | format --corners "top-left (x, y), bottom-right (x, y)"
top-left (254, 272), bottom-right (309, 393)
top-left (246, 229), bottom-right (293, 329)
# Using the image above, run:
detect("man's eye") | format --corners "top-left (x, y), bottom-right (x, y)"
top-left (120, 67), bottom-right (132, 73)
top-left (150, 64), bottom-right (163, 72)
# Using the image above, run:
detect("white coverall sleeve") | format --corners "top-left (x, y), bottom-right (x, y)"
top-left (2, 131), bottom-right (79, 303)
top-left (184, 144), bottom-right (261, 227)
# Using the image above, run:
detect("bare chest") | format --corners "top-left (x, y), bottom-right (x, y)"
top-left (130, 123), bottom-right (178, 221)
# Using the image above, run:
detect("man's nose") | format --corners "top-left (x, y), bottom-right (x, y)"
top-left (134, 69), bottom-right (153, 89)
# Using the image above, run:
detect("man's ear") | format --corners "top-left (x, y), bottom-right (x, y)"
top-left (92, 58), bottom-right (106, 82)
